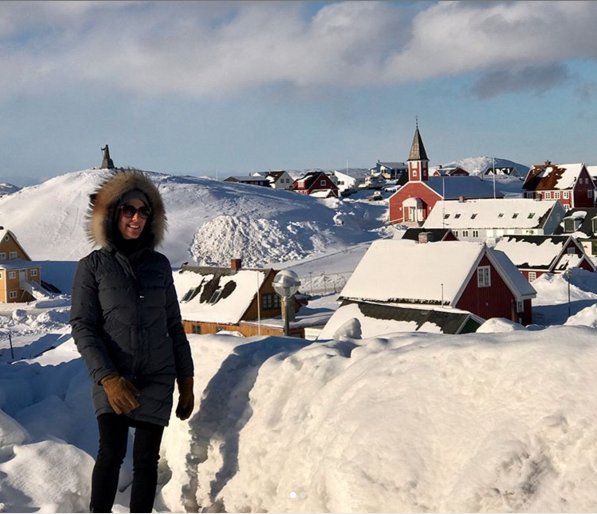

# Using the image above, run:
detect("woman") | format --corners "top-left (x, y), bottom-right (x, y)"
top-left (70, 170), bottom-right (194, 513)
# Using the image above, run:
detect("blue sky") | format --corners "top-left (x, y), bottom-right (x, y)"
top-left (2, 1), bottom-right (597, 186)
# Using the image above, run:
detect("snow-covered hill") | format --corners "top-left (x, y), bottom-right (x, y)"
top-left (0, 169), bottom-right (386, 267)
top-left (441, 156), bottom-right (530, 177)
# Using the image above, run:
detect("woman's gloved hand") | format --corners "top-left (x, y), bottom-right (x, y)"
top-left (176, 376), bottom-right (194, 420)
top-left (101, 374), bottom-right (140, 415)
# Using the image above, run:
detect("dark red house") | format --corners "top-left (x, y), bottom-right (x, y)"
top-left (494, 234), bottom-right (595, 282)
top-left (388, 126), bottom-right (500, 225)
top-left (522, 161), bottom-right (595, 209)
top-left (328, 239), bottom-right (536, 328)
top-left (293, 171), bottom-right (339, 198)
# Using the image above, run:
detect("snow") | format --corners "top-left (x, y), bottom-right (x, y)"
top-left (0, 168), bottom-right (596, 512)
top-left (424, 198), bottom-right (560, 230)
top-left (175, 269), bottom-right (267, 324)
top-left (554, 163), bottom-right (584, 190)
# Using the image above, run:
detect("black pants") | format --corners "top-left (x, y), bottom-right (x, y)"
top-left (90, 413), bottom-right (164, 513)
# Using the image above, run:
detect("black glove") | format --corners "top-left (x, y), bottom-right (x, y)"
top-left (176, 377), bottom-right (194, 420)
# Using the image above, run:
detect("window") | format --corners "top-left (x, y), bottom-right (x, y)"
top-left (472, 230), bottom-right (479, 238)
top-left (512, 213), bottom-right (519, 219)
top-left (564, 191), bottom-right (570, 199)
top-left (462, 230), bottom-right (469, 237)
top-left (0, 252), bottom-right (5, 260)
top-left (208, 290), bottom-right (222, 304)
top-left (0, 271), bottom-right (2, 279)
top-left (498, 213), bottom-right (504, 218)
top-left (30, 269), bottom-right (38, 276)
top-left (555, 191), bottom-right (561, 200)
top-left (567, 247), bottom-right (576, 255)
top-left (477, 266), bottom-right (491, 288)
top-left (8, 271), bottom-right (16, 280)
top-left (545, 192), bottom-right (551, 200)
top-left (529, 272), bottom-right (537, 282)
top-left (9, 251), bottom-right (17, 260)
top-left (191, 325), bottom-right (201, 334)
top-left (444, 213), bottom-right (450, 219)
top-left (262, 293), bottom-right (281, 310)
top-left (527, 212), bottom-right (535, 219)
top-left (592, 217), bottom-right (597, 234)
top-left (320, 179), bottom-right (326, 186)
top-left (516, 300), bottom-right (524, 313)
top-left (454, 213), bottom-right (461, 219)
top-left (589, 190), bottom-right (594, 199)
top-left (9, 291), bottom-right (17, 299)
top-left (471, 213), bottom-right (478, 219)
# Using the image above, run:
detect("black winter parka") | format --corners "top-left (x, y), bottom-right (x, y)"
top-left (70, 170), bottom-right (193, 426)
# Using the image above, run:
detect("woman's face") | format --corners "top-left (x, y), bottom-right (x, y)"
top-left (118, 198), bottom-right (149, 240)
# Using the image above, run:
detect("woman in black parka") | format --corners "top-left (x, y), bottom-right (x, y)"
top-left (70, 170), bottom-right (194, 513)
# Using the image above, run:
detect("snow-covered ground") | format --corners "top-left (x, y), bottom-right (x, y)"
top-left (1, 168), bottom-right (597, 512)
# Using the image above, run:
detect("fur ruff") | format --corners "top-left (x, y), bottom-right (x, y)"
top-left (87, 170), bottom-right (167, 249)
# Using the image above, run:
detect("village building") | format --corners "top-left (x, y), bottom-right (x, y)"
top-left (401, 228), bottom-right (458, 243)
top-left (422, 198), bottom-right (566, 243)
top-left (522, 161), bottom-right (595, 210)
top-left (252, 170), bottom-right (294, 190)
top-left (318, 239), bottom-right (536, 340)
top-left (369, 161), bottom-right (408, 180)
top-left (0, 228), bottom-right (42, 303)
top-left (292, 171), bottom-right (339, 198)
top-left (431, 165), bottom-right (470, 177)
top-left (331, 169), bottom-right (369, 193)
top-left (554, 207), bottom-right (597, 258)
top-left (494, 235), bottom-right (595, 282)
top-left (223, 175), bottom-right (271, 187)
top-left (388, 126), bottom-right (501, 226)
top-left (174, 259), bottom-right (305, 338)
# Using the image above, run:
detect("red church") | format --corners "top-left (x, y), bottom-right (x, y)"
top-left (388, 126), bottom-right (499, 226)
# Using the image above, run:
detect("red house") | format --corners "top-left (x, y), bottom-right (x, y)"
top-left (522, 161), bottom-right (595, 209)
top-left (293, 171), bottom-right (339, 198)
top-left (388, 126), bottom-right (499, 225)
top-left (494, 235), bottom-right (595, 282)
top-left (324, 239), bottom-right (537, 331)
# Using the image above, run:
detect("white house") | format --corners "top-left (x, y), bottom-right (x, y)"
top-left (331, 169), bottom-right (368, 192)
top-left (253, 170), bottom-right (294, 190)
top-left (423, 198), bottom-right (565, 243)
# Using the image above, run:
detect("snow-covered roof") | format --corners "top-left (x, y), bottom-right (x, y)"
top-left (318, 301), bottom-right (482, 339)
top-left (174, 268), bottom-right (268, 324)
top-left (339, 239), bottom-right (534, 307)
top-left (423, 198), bottom-right (561, 230)
top-left (0, 258), bottom-right (39, 270)
top-left (495, 235), bottom-right (572, 270)
top-left (424, 176), bottom-right (501, 199)
top-left (524, 162), bottom-right (589, 191)
top-left (587, 165), bottom-right (597, 179)
top-left (555, 163), bottom-right (586, 189)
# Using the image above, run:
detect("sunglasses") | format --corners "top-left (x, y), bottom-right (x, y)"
top-left (119, 204), bottom-right (152, 219)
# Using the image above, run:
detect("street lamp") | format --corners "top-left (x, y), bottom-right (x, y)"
top-left (564, 268), bottom-right (572, 318)
top-left (273, 270), bottom-right (301, 336)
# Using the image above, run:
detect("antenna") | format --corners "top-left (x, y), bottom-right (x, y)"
top-left (492, 156), bottom-right (496, 199)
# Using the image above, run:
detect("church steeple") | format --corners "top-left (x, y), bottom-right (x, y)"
top-left (407, 120), bottom-right (429, 181)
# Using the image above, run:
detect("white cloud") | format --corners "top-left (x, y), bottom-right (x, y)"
top-left (1, 1), bottom-right (597, 99)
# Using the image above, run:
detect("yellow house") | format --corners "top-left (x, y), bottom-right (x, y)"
top-left (0, 228), bottom-right (41, 303)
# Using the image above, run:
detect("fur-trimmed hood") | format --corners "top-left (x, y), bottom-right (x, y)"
top-left (88, 170), bottom-right (167, 249)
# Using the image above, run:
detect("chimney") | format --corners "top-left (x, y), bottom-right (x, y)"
top-left (231, 258), bottom-right (242, 271)
top-left (418, 231), bottom-right (433, 244)
top-left (458, 196), bottom-right (465, 203)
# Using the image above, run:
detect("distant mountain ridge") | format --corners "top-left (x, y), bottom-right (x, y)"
top-left (441, 156), bottom-right (530, 177)
top-left (0, 182), bottom-right (20, 196)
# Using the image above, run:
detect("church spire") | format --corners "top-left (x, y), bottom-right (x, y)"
top-left (407, 122), bottom-right (429, 181)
